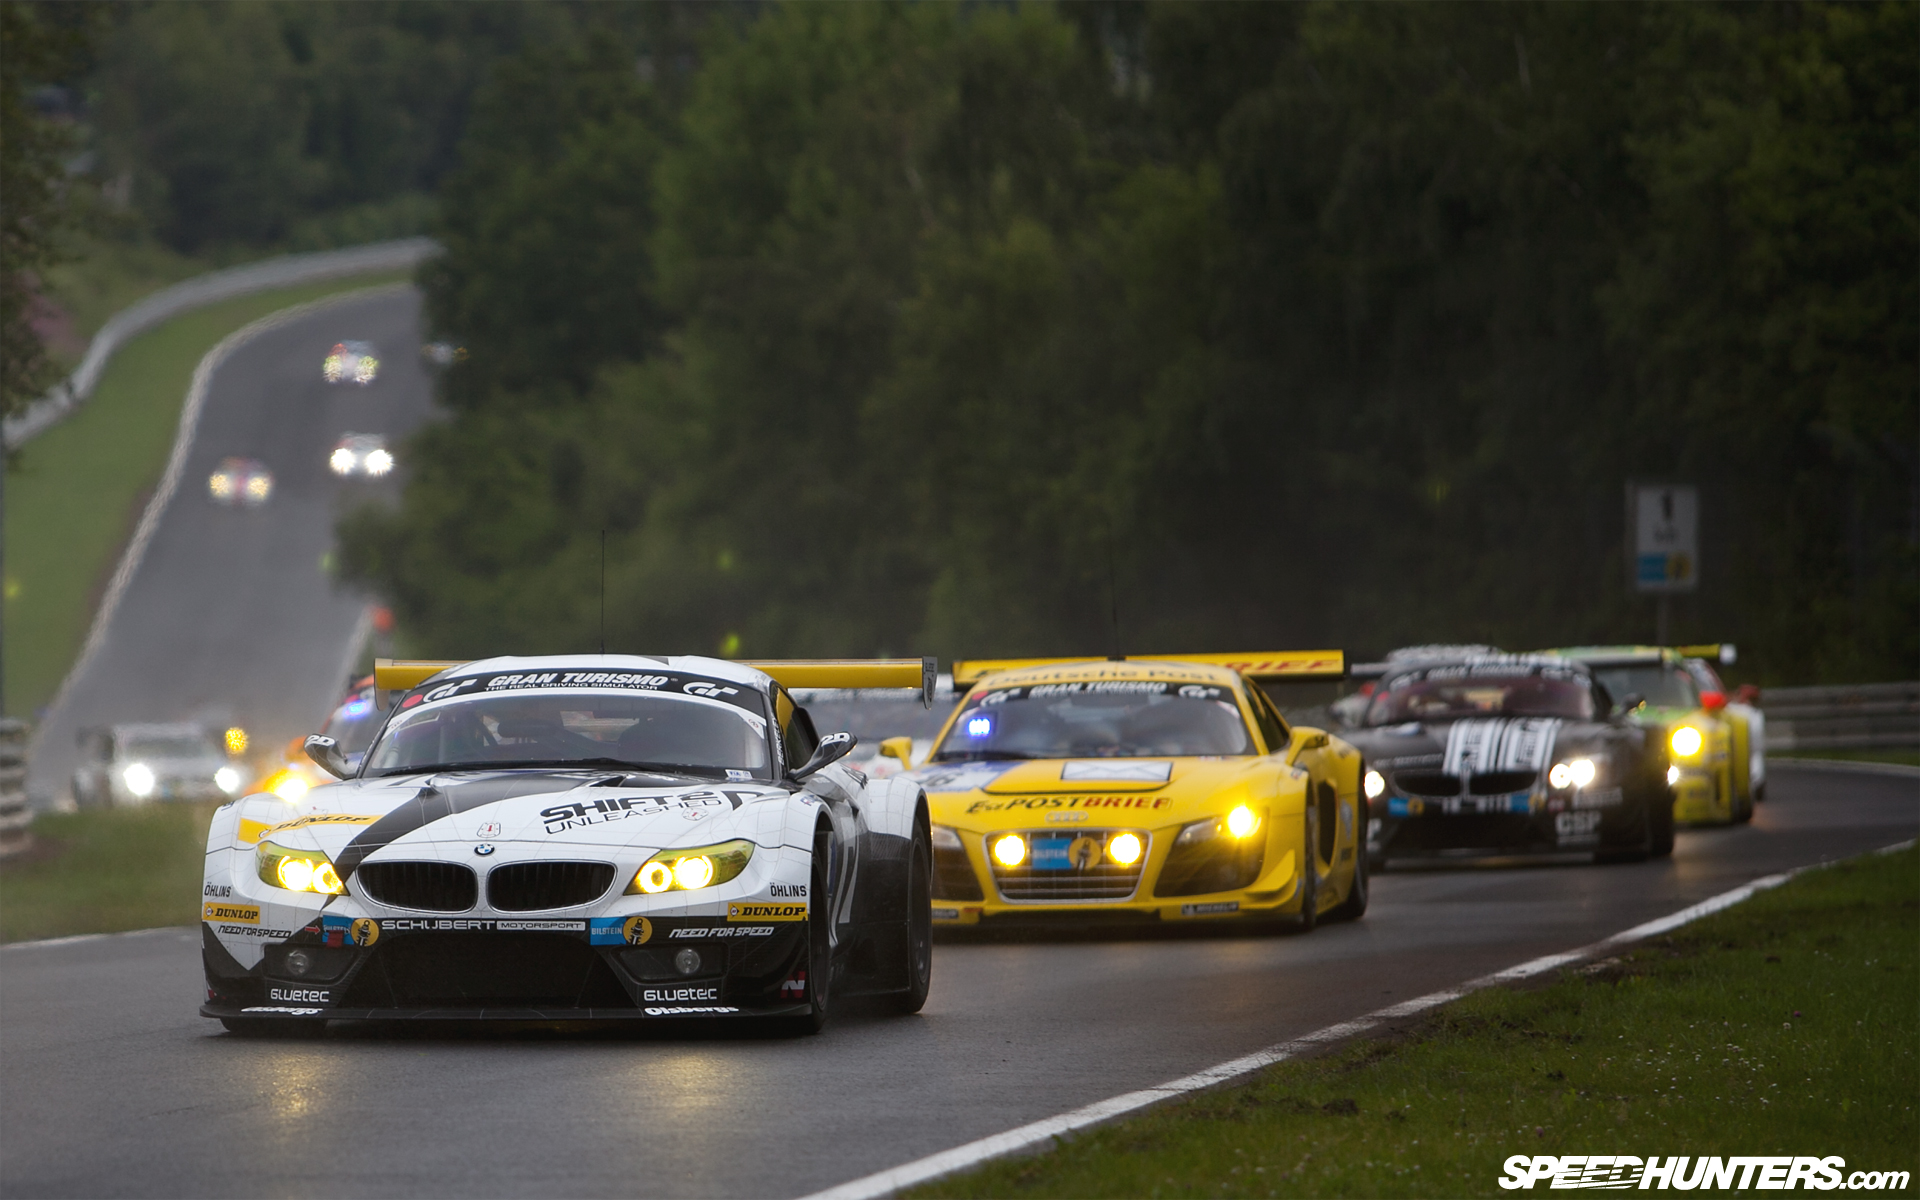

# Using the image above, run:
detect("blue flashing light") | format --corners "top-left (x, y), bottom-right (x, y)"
top-left (966, 715), bottom-right (993, 738)
top-left (337, 698), bottom-right (374, 721)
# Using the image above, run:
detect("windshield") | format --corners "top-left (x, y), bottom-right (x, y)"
top-left (322, 690), bottom-right (384, 757)
top-left (123, 736), bottom-right (215, 760)
top-left (364, 691), bottom-right (771, 778)
top-left (1366, 668), bottom-right (1595, 724)
top-left (1591, 664), bottom-right (1698, 710)
top-left (931, 681), bottom-right (1252, 760)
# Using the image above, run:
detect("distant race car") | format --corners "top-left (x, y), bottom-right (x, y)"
top-left (328, 433), bottom-right (394, 477)
top-left (254, 675), bottom-right (388, 802)
top-left (72, 723), bottom-right (244, 808)
top-left (322, 341), bottom-right (379, 385)
top-left (208, 457), bottom-right (273, 507)
top-left (1544, 644), bottom-right (1760, 825)
top-left (201, 654), bottom-right (936, 1035)
top-left (896, 652), bottom-right (1368, 931)
top-left (1340, 654), bottom-right (1674, 866)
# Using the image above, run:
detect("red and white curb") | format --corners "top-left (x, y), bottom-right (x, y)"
top-left (798, 840), bottom-right (1916, 1200)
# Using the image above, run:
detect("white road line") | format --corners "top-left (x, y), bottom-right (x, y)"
top-left (798, 841), bottom-right (1916, 1200)
top-left (1, 926), bottom-right (188, 951)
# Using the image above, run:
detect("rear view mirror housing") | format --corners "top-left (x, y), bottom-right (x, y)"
top-left (878, 736), bottom-right (914, 767)
top-left (792, 732), bottom-right (856, 782)
top-left (304, 735), bottom-right (352, 780)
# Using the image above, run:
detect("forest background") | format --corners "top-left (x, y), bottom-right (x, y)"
top-left (8, 1), bottom-right (1915, 684)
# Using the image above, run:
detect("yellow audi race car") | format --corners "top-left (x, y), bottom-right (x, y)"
top-left (1545, 645), bottom-right (1760, 825)
top-left (893, 652), bottom-right (1367, 931)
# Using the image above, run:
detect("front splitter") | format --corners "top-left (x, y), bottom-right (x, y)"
top-left (201, 1002), bottom-right (811, 1022)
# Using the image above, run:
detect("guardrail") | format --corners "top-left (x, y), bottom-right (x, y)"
top-left (1763, 681), bottom-right (1920, 751)
top-left (0, 720), bottom-right (31, 858)
top-left (3, 237), bottom-right (439, 450)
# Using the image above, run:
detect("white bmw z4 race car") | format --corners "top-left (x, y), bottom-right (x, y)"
top-left (201, 654), bottom-right (937, 1035)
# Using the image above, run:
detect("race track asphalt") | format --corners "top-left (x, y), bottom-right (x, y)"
top-left (25, 289), bottom-right (435, 805)
top-left (1, 764), bottom-right (1911, 1199)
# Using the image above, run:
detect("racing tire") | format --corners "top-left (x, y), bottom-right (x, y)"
top-left (1294, 804), bottom-right (1320, 932)
top-left (888, 814), bottom-right (933, 1015)
top-left (1648, 788), bottom-right (1676, 858)
top-left (777, 824), bottom-right (835, 1036)
top-left (1732, 784), bottom-right (1754, 825)
top-left (219, 1017), bottom-right (324, 1039)
top-left (1326, 823), bottom-right (1369, 922)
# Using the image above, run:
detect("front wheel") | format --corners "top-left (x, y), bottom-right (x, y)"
top-left (888, 816), bottom-right (932, 1014)
top-left (1326, 818), bottom-right (1369, 921)
top-left (777, 825), bottom-right (834, 1036)
top-left (1295, 805), bottom-right (1320, 932)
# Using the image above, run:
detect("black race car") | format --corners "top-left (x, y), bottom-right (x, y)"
top-left (1340, 655), bottom-right (1673, 867)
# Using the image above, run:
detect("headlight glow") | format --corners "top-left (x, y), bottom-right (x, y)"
top-left (1107, 832), bottom-right (1144, 865)
top-left (1670, 726), bottom-right (1704, 758)
top-left (1363, 769), bottom-right (1386, 799)
top-left (257, 840), bottom-right (345, 894)
top-left (123, 762), bottom-right (155, 797)
top-left (1226, 805), bottom-right (1260, 839)
top-left (991, 834), bottom-right (1027, 867)
top-left (363, 448), bottom-right (394, 475)
top-left (224, 727), bottom-right (248, 755)
top-left (245, 475), bottom-right (271, 500)
top-left (1569, 758), bottom-right (1596, 787)
top-left (329, 447), bottom-right (357, 474)
top-left (267, 769), bottom-right (310, 802)
top-left (1549, 762), bottom-right (1572, 789)
top-left (1666, 765), bottom-right (1681, 786)
top-left (214, 766), bottom-right (242, 795)
top-left (625, 839), bottom-right (754, 895)
top-left (209, 473), bottom-right (235, 498)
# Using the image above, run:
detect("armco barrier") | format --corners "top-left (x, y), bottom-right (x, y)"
top-left (0, 720), bottom-right (31, 859)
top-left (1763, 681), bottom-right (1920, 752)
top-left (3, 237), bottom-right (438, 450)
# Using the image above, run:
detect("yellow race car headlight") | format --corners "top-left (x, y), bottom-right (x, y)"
top-left (1363, 769), bottom-right (1386, 800)
top-left (626, 839), bottom-right (755, 895)
top-left (991, 834), bottom-right (1027, 868)
top-left (257, 841), bottom-right (345, 894)
top-left (1106, 832), bottom-right (1144, 865)
top-left (1175, 805), bottom-right (1266, 847)
top-left (1670, 726), bottom-right (1704, 758)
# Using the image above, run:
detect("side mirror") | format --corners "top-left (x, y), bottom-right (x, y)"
top-left (304, 735), bottom-right (352, 780)
top-left (1700, 691), bottom-right (1727, 712)
top-left (1615, 692), bottom-right (1645, 715)
top-left (792, 731), bottom-right (856, 782)
top-left (878, 736), bottom-right (914, 767)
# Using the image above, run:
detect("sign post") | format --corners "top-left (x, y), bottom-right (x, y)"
top-left (1626, 483), bottom-right (1698, 645)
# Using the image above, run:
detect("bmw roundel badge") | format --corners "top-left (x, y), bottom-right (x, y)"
top-left (474, 843), bottom-right (495, 856)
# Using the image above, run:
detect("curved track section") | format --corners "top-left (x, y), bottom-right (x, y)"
top-left (1, 766), bottom-right (1911, 1198)
top-left (26, 289), bottom-right (434, 805)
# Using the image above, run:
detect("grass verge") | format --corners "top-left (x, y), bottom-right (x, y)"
top-left (4, 270), bottom-right (412, 719)
top-left (912, 846), bottom-right (1919, 1199)
top-left (0, 802), bottom-right (219, 942)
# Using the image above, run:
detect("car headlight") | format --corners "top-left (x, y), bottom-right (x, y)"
top-left (1175, 805), bottom-right (1265, 846)
top-left (1548, 758), bottom-right (1598, 789)
top-left (363, 448), bottom-right (394, 475)
top-left (1670, 726), bottom-right (1704, 758)
top-left (991, 833), bottom-right (1026, 867)
top-left (930, 824), bottom-right (963, 851)
top-left (122, 762), bottom-right (155, 798)
top-left (329, 447), bottom-right (357, 474)
top-left (626, 839), bottom-right (755, 895)
top-left (1363, 769), bottom-right (1386, 799)
top-left (214, 766), bottom-right (242, 795)
top-left (265, 768), bottom-right (310, 802)
top-left (1666, 765), bottom-right (1681, 786)
top-left (1107, 832), bottom-right (1144, 865)
top-left (257, 841), bottom-right (345, 894)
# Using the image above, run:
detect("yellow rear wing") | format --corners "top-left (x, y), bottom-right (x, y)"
top-left (1675, 643), bottom-right (1737, 665)
top-left (374, 659), bottom-right (468, 691)
top-left (951, 651), bottom-right (1345, 689)
top-left (373, 656), bottom-right (939, 705)
top-left (742, 658), bottom-right (938, 706)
